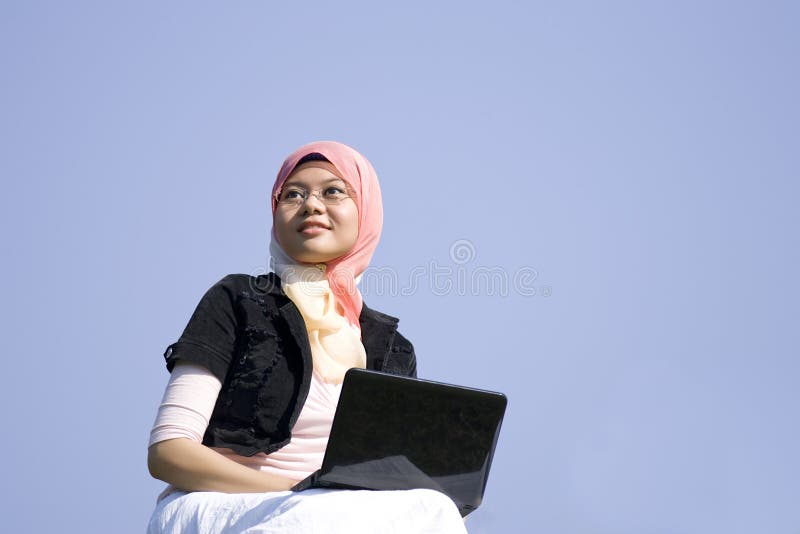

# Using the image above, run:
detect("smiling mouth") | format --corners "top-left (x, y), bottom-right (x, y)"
top-left (299, 225), bottom-right (329, 235)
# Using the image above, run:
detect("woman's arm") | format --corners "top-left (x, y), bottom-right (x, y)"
top-left (148, 438), bottom-right (295, 493)
top-left (147, 362), bottom-right (295, 493)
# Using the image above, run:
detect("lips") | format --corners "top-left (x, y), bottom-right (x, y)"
top-left (298, 221), bottom-right (330, 232)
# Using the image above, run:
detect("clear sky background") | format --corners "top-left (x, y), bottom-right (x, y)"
top-left (1, 1), bottom-right (798, 533)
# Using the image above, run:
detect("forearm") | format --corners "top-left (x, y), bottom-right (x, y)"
top-left (148, 438), bottom-right (295, 493)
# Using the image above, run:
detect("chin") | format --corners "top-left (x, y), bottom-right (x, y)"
top-left (291, 250), bottom-right (338, 264)
top-left (280, 238), bottom-right (353, 264)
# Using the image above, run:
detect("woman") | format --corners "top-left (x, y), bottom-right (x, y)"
top-left (147, 141), bottom-right (468, 533)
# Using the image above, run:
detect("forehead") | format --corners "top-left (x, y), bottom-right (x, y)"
top-left (284, 161), bottom-right (347, 186)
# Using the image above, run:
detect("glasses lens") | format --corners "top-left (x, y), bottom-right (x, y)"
top-left (278, 186), bottom-right (350, 206)
top-left (278, 187), bottom-right (304, 205)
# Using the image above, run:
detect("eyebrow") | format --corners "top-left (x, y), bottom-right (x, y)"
top-left (282, 177), bottom-right (348, 188)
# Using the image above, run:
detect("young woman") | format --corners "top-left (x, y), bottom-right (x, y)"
top-left (146, 141), bottom-right (468, 533)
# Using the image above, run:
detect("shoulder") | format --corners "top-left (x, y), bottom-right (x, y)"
top-left (391, 329), bottom-right (414, 352)
top-left (201, 273), bottom-right (286, 305)
top-left (359, 305), bottom-right (416, 377)
top-left (359, 302), bottom-right (399, 326)
top-left (360, 302), bottom-right (415, 352)
top-left (207, 273), bottom-right (282, 295)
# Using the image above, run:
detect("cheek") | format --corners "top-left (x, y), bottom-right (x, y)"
top-left (344, 223), bottom-right (359, 249)
top-left (342, 209), bottom-right (360, 247)
top-left (273, 213), bottom-right (292, 245)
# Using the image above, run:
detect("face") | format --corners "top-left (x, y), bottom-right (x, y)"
top-left (274, 161), bottom-right (359, 264)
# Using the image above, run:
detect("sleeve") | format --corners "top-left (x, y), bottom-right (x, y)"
top-left (392, 330), bottom-right (418, 378)
top-left (163, 275), bottom-right (239, 383)
top-left (405, 341), bottom-right (418, 378)
top-left (148, 362), bottom-right (223, 447)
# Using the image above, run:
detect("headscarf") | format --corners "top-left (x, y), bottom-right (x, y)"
top-left (268, 141), bottom-right (383, 382)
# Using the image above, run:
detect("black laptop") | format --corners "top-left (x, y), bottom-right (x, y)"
top-left (292, 368), bottom-right (507, 517)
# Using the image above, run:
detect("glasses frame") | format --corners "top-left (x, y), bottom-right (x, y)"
top-left (274, 183), bottom-right (356, 208)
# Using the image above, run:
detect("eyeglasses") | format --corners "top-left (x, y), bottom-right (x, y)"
top-left (275, 185), bottom-right (353, 207)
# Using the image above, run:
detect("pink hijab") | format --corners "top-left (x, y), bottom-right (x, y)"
top-left (270, 141), bottom-right (383, 330)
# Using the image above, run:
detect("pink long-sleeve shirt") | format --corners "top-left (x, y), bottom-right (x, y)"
top-left (149, 362), bottom-right (342, 490)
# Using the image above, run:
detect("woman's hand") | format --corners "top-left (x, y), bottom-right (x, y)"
top-left (148, 438), bottom-right (296, 493)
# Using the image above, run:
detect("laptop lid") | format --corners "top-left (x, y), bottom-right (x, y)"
top-left (317, 368), bottom-right (507, 516)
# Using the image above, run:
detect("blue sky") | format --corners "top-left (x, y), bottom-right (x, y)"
top-left (1, 2), bottom-right (798, 532)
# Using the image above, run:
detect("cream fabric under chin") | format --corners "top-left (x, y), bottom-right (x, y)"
top-left (279, 264), bottom-right (367, 384)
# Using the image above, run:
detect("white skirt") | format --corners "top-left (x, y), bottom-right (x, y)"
top-left (147, 488), bottom-right (468, 534)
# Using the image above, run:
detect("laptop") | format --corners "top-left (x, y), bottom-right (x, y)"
top-left (292, 368), bottom-right (507, 517)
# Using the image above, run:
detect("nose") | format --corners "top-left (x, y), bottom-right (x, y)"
top-left (301, 192), bottom-right (326, 215)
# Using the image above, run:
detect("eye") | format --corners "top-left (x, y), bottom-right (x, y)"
top-left (281, 187), bottom-right (306, 200)
top-left (323, 185), bottom-right (348, 199)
